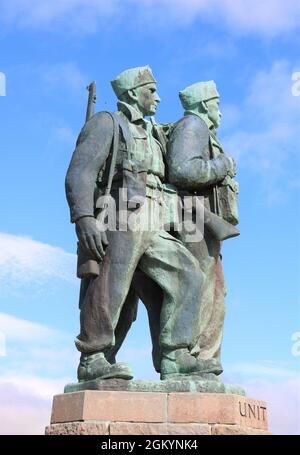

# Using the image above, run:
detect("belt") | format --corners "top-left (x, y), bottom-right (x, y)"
top-left (145, 186), bottom-right (165, 204)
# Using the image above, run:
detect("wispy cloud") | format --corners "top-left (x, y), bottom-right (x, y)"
top-left (0, 312), bottom-right (75, 434)
top-left (41, 62), bottom-right (87, 95)
top-left (0, 232), bottom-right (76, 291)
top-left (215, 0), bottom-right (300, 36)
top-left (52, 126), bottom-right (77, 146)
top-left (222, 60), bottom-right (300, 203)
top-left (0, 377), bottom-right (71, 434)
top-left (0, 312), bottom-right (64, 342)
top-left (225, 361), bottom-right (299, 380)
top-left (0, 0), bottom-right (119, 34)
top-left (0, 375), bottom-right (68, 401)
top-left (0, 312), bottom-right (155, 434)
top-left (0, 312), bottom-right (77, 375)
top-left (0, 382), bottom-right (51, 435)
top-left (1, 0), bottom-right (300, 36)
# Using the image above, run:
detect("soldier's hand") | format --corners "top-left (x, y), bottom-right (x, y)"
top-left (225, 156), bottom-right (236, 177)
top-left (75, 216), bottom-right (109, 261)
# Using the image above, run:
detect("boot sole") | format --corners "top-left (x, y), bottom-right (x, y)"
top-left (79, 371), bottom-right (133, 382)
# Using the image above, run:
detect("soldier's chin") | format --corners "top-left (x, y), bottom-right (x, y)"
top-left (147, 106), bottom-right (157, 116)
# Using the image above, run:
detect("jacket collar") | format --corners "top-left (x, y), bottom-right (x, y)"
top-left (117, 101), bottom-right (146, 125)
top-left (184, 110), bottom-right (216, 136)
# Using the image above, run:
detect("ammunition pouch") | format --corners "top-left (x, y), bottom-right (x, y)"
top-left (216, 175), bottom-right (239, 226)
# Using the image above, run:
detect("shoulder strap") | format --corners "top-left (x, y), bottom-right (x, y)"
top-left (104, 112), bottom-right (119, 197)
top-left (208, 132), bottom-right (220, 215)
top-left (116, 111), bottom-right (132, 151)
top-left (208, 134), bottom-right (215, 160)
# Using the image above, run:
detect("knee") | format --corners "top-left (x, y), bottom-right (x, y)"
top-left (182, 260), bottom-right (205, 289)
top-left (193, 267), bottom-right (205, 288)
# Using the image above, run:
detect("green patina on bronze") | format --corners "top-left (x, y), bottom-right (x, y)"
top-left (65, 68), bottom-right (241, 394)
top-left (167, 80), bottom-right (240, 377)
top-left (64, 378), bottom-right (245, 395)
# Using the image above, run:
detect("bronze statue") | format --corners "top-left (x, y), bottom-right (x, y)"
top-left (65, 66), bottom-right (222, 385)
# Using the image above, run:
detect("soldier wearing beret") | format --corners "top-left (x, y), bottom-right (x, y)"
top-left (167, 81), bottom-right (239, 376)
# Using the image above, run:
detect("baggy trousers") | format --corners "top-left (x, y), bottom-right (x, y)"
top-left (75, 198), bottom-right (204, 354)
top-left (183, 229), bottom-right (226, 373)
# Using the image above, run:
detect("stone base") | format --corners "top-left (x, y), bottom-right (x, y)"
top-left (46, 391), bottom-right (270, 435)
top-left (64, 378), bottom-right (245, 395)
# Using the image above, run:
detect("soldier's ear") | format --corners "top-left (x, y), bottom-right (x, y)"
top-left (200, 101), bottom-right (208, 113)
top-left (128, 88), bottom-right (138, 102)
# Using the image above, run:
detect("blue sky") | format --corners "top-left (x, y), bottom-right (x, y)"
top-left (0, 0), bottom-right (299, 435)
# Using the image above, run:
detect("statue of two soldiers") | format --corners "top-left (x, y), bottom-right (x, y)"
top-left (65, 65), bottom-right (239, 385)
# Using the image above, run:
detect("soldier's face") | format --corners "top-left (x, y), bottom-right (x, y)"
top-left (135, 83), bottom-right (161, 116)
top-left (206, 97), bottom-right (221, 128)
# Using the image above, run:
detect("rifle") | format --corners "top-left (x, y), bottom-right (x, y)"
top-left (77, 82), bottom-right (119, 278)
top-left (85, 81), bottom-right (96, 122)
top-left (77, 81), bottom-right (99, 278)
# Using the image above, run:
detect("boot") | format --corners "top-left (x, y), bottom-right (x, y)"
top-left (77, 352), bottom-right (133, 382)
top-left (160, 348), bottom-right (222, 380)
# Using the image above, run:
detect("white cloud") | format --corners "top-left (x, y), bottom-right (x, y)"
top-left (0, 232), bottom-right (76, 289)
top-left (0, 312), bottom-right (77, 375)
top-left (222, 60), bottom-right (300, 203)
top-left (0, 378), bottom-right (69, 434)
top-left (53, 126), bottom-right (76, 145)
top-left (217, 0), bottom-right (300, 36)
top-left (0, 312), bottom-right (64, 342)
top-left (13, 60), bottom-right (87, 99)
top-left (226, 361), bottom-right (299, 380)
top-left (1, 0), bottom-right (300, 36)
top-left (0, 375), bottom-right (68, 401)
top-left (0, 312), bottom-right (75, 433)
top-left (0, 383), bottom-right (51, 434)
top-left (42, 62), bottom-right (87, 95)
top-left (0, 0), bottom-right (119, 33)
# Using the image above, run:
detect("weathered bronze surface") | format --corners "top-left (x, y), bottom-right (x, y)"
top-left (65, 68), bottom-right (240, 392)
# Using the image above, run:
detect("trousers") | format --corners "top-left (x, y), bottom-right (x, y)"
top-left (75, 197), bottom-right (204, 354)
top-left (183, 230), bottom-right (226, 374)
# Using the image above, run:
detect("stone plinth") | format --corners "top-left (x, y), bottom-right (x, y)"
top-left (46, 391), bottom-right (270, 435)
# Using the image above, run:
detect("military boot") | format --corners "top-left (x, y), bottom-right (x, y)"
top-left (160, 348), bottom-right (222, 380)
top-left (77, 352), bottom-right (133, 382)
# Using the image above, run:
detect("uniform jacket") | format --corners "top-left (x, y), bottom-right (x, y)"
top-left (65, 106), bottom-right (166, 224)
top-left (167, 114), bottom-right (228, 192)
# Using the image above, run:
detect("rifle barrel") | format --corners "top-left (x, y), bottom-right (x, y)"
top-left (85, 81), bottom-right (96, 123)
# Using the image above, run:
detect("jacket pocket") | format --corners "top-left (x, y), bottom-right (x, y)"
top-left (123, 159), bottom-right (148, 209)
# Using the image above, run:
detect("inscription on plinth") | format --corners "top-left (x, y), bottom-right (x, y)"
top-left (239, 401), bottom-right (267, 422)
